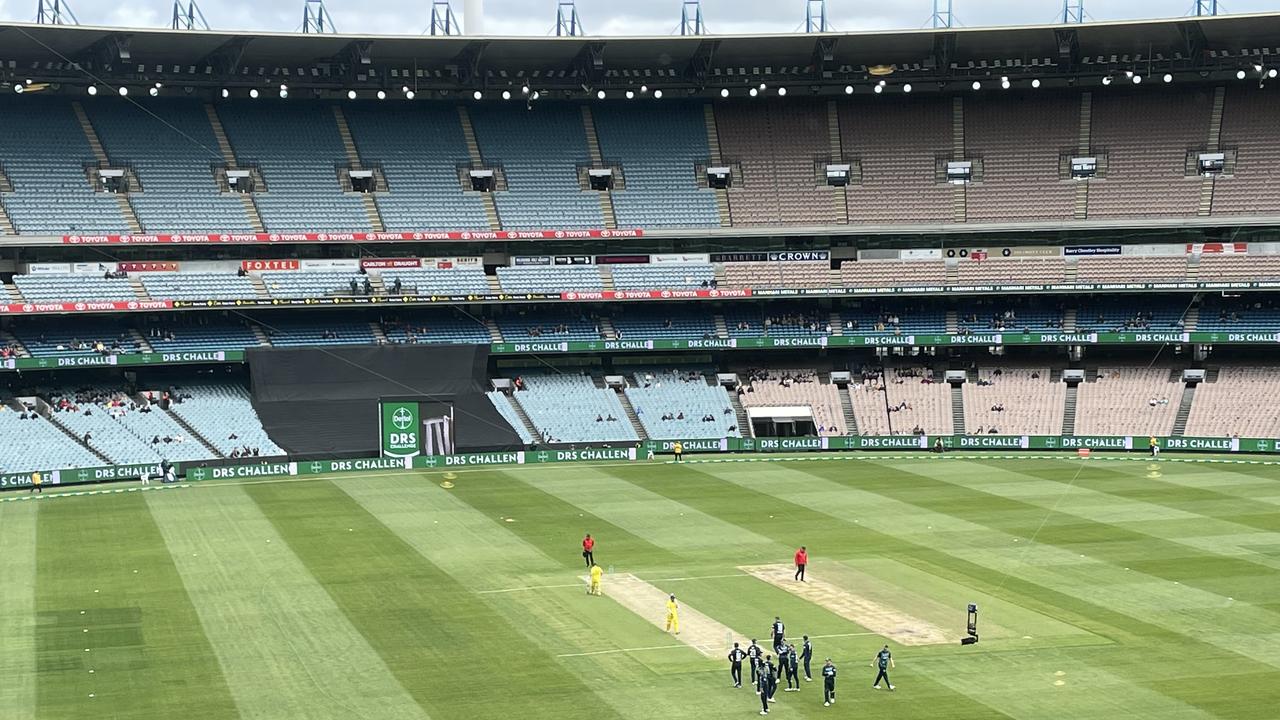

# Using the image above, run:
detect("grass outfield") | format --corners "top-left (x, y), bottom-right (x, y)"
top-left (4, 453), bottom-right (1280, 719)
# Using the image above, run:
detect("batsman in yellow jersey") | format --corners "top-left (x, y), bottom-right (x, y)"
top-left (589, 564), bottom-right (603, 596)
top-left (665, 594), bottom-right (680, 634)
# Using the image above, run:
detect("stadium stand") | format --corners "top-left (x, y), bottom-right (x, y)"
top-left (11, 319), bottom-right (139, 357)
top-left (841, 259), bottom-right (947, 288)
top-left (511, 374), bottom-right (638, 443)
top-left (0, 98), bottom-right (131, 235)
top-left (1196, 255), bottom-right (1280, 283)
top-left (379, 266), bottom-right (490, 296)
top-left (1087, 90), bottom-right (1209, 218)
top-left (1075, 300), bottom-right (1186, 332)
top-left (611, 307), bottom-right (718, 340)
top-left (840, 96), bottom-right (953, 224)
top-left (166, 383), bottom-right (283, 457)
top-left (625, 370), bottom-right (739, 439)
top-left (380, 311), bottom-right (492, 345)
top-left (724, 305), bottom-right (831, 337)
top-left (964, 93), bottom-right (1078, 223)
top-left (839, 303), bottom-right (947, 335)
top-left (955, 300), bottom-right (1065, 333)
top-left (1183, 367), bottom-right (1280, 437)
top-left (1209, 87), bottom-right (1280, 216)
top-left (850, 368), bottom-right (953, 436)
top-left (496, 265), bottom-right (603, 294)
top-left (215, 102), bottom-right (371, 232)
top-left (723, 261), bottom-right (830, 289)
top-left (46, 386), bottom-right (209, 463)
top-left (469, 104), bottom-right (603, 228)
top-left (261, 271), bottom-right (365, 299)
top-left (14, 273), bottom-right (137, 302)
top-left (954, 257), bottom-right (1066, 286)
top-left (494, 310), bottom-right (601, 342)
top-left (717, 100), bottom-right (840, 226)
top-left (1074, 255), bottom-right (1187, 283)
top-left (262, 318), bottom-right (377, 346)
top-left (1195, 296), bottom-right (1280, 332)
top-left (0, 405), bottom-right (102, 472)
top-left (143, 320), bottom-right (262, 352)
top-left (1073, 367), bottom-right (1181, 436)
top-left (486, 391), bottom-right (536, 444)
top-left (609, 263), bottom-right (715, 290)
top-left (740, 369), bottom-right (845, 436)
top-left (140, 272), bottom-right (257, 300)
top-left (343, 104), bottom-right (490, 231)
top-left (963, 368), bottom-right (1064, 435)
top-left (592, 103), bottom-right (719, 228)
top-left (87, 99), bottom-right (255, 233)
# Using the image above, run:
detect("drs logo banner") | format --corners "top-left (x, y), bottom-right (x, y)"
top-left (381, 401), bottom-right (421, 458)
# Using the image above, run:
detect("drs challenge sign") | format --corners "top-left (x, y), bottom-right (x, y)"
top-left (380, 401), bottom-right (421, 458)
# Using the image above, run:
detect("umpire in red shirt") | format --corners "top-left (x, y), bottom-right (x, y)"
top-left (794, 546), bottom-right (808, 581)
top-left (582, 533), bottom-right (595, 567)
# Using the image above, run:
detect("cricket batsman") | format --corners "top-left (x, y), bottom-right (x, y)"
top-left (589, 563), bottom-right (603, 596)
top-left (665, 594), bottom-right (680, 634)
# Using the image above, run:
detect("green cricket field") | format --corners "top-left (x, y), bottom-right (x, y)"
top-left (3, 453), bottom-right (1280, 719)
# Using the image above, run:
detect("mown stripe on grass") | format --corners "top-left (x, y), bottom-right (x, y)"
top-left (246, 479), bottom-right (621, 720)
top-left (34, 493), bottom-right (237, 720)
top-left (146, 485), bottom-right (430, 720)
top-left (0, 503), bottom-right (37, 720)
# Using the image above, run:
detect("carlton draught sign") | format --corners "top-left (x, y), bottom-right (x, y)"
top-left (380, 401), bottom-right (421, 458)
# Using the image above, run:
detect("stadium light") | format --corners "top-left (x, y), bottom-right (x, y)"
top-left (653, 89), bottom-right (663, 99)
top-left (12, 84), bottom-right (23, 94)
top-left (521, 84), bottom-right (530, 95)
top-left (878, 79), bottom-right (886, 87)
top-left (154, 82), bottom-right (163, 89)
top-left (1132, 74), bottom-right (1142, 84)
top-left (902, 83), bottom-right (912, 93)
top-left (1254, 63), bottom-right (1264, 74)
top-left (249, 88), bottom-right (259, 98)
top-left (1236, 69), bottom-right (1247, 80)
top-left (531, 91), bottom-right (540, 100)
top-left (401, 86), bottom-right (409, 93)
top-left (347, 90), bottom-right (357, 100)
top-left (873, 85), bottom-right (882, 94)
top-left (473, 90), bottom-right (483, 100)
top-left (1031, 78), bottom-right (1041, 88)
top-left (971, 81), bottom-right (981, 90)
top-left (777, 87), bottom-right (787, 96)
top-left (1102, 76), bottom-right (1112, 86)
top-left (149, 87), bottom-right (159, 97)
top-left (749, 87), bottom-right (759, 97)
top-left (720, 88), bottom-right (729, 98)
top-left (405, 90), bottom-right (415, 100)
top-left (596, 90), bottom-right (606, 100)
top-left (119, 87), bottom-right (129, 96)
top-left (1163, 73), bottom-right (1173, 83)
top-left (1270, 69), bottom-right (1279, 79)
top-left (844, 85), bottom-right (853, 94)
top-left (377, 90), bottom-right (386, 100)
top-left (759, 83), bottom-right (767, 90)
top-left (279, 89), bottom-right (289, 99)
top-left (640, 84), bottom-right (648, 93)
top-left (502, 90), bottom-right (511, 100)
top-left (221, 88), bottom-right (230, 98)
top-left (87, 85), bottom-right (98, 96)
top-left (1001, 79), bottom-right (1011, 90)
top-left (625, 90), bottom-right (634, 99)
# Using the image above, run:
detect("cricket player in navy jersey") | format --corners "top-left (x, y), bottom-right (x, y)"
top-left (728, 642), bottom-right (747, 688)
top-left (822, 659), bottom-right (838, 706)
top-left (801, 635), bottom-right (814, 681)
top-left (872, 645), bottom-right (895, 690)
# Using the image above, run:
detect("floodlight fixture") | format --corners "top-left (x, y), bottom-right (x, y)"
top-left (249, 88), bottom-right (259, 98)
top-left (902, 83), bottom-right (912, 93)
top-left (279, 89), bottom-right (288, 98)
top-left (653, 89), bottom-right (663, 99)
top-left (221, 88), bottom-right (230, 98)
top-left (1132, 74), bottom-right (1142, 84)
top-left (1031, 78), bottom-right (1041, 88)
top-left (119, 87), bottom-right (128, 96)
top-left (405, 90), bottom-right (415, 99)
top-left (844, 85), bottom-right (853, 94)
top-left (1236, 69), bottom-right (1247, 80)
top-left (87, 85), bottom-right (98, 95)
top-left (377, 90), bottom-right (386, 100)
top-left (720, 88), bottom-right (729, 97)
top-left (347, 90), bottom-right (357, 99)
top-left (1163, 73), bottom-right (1173, 83)
top-left (473, 90), bottom-right (483, 100)
top-left (749, 87), bottom-right (759, 97)
top-left (625, 90), bottom-right (634, 99)
top-left (777, 87), bottom-right (787, 96)
top-left (149, 87), bottom-right (159, 96)
top-left (502, 90), bottom-right (511, 100)
top-left (1102, 76), bottom-right (1112, 85)
top-left (596, 89), bottom-right (606, 99)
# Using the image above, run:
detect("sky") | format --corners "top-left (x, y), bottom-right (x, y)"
top-left (1, 0), bottom-right (1275, 36)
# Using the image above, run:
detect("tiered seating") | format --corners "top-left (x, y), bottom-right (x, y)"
top-left (1088, 90), bottom-right (1208, 218)
top-left (1195, 297), bottom-right (1280, 333)
top-left (216, 102), bottom-right (370, 232)
top-left (48, 398), bottom-right (164, 465)
top-left (380, 312), bottom-right (492, 345)
top-left (496, 265), bottom-right (603, 294)
top-left (1074, 368), bottom-right (1181, 436)
top-left (625, 370), bottom-right (739, 439)
top-left (609, 263), bottom-right (715, 290)
top-left (0, 408), bottom-right (101, 473)
top-left (592, 102), bottom-right (719, 228)
top-left (140, 272), bottom-right (256, 300)
top-left (1207, 86), bottom-right (1280, 216)
top-left (379, 267), bottom-right (490, 295)
top-left (962, 368), bottom-right (1063, 435)
top-left (0, 98), bottom-right (130, 235)
top-left (494, 310), bottom-right (600, 342)
top-left (11, 320), bottom-right (138, 357)
top-left (1184, 367), bottom-right (1280, 437)
top-left (144, 321), bottom-right (261, 352)
top-left (723, 261), bottom-right (830, 289)
top-left (486, 391), bottom-right (536, 444)
top-left (611, 307), bottom-right (718, 340)
top-left (718, 100), bottom-right (840, 226)
top-left (14, 273), bottom-right (136, 302)
top-left (1196, 255), bottom-right (1280, 283)
top-left (263, 319), bottom-right (376, 346)
top-left (344, 104), bottom-right (489, 231)
top-left (167, 384), bottom-right (283, 457)
top-left (261, 271), bottom-right (364, 299)
top-left (1075, 300), bottom-right (1184, 333)
top-left (470, 104), bottom-right (603, 228)
top-left (954, 300), bottom-right (1065, 333)
top-left (1075, 256), bottom-right (1187, 283)
top-left (840, 304), bottom-right (947, 334)
top-left (511, 374), bottom-right (638, 443)
top-left (740, 369), bottom-right (845, 435)
top-left (953, 257), bottom-right (1066, 286)
top-left (88, 99), bottom-right (254, 232)
top-left (965, 93), bottom-right (1077, 223)
top-left (48, 386), bottom-right (209, 463)
top-left (841, 260), bottom-right (946, 288)
top-left (841, 96), bottom-right (953, 225)
top-left (724, 305), bottom-right (831, 338)
top-left (849, 369), bottom-right (952, 435)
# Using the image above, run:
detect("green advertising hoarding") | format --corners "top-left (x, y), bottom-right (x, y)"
top-left (380, 401), bottom-right (422, 458)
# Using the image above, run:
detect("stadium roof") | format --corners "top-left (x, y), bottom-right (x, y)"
top-left (1, 12), bottom-right (1278, 95)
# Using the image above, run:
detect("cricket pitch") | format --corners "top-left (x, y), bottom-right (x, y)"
top-left (594, 573), bottom-right (743, 658)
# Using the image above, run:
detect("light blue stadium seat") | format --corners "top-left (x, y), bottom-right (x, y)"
top-left (14, 273), bottom-right (136, 302)
top-left (380, 311), bottom-right (492, 345)
top-left (141, 272), bottom-right (257, 300)
top-left (168, 384), bottom-right (283, 456)
top-left (487, 391), bottom-right (536, 444)
top-left (495, 310), bottom-right (601, 342)
top-left (0, 410), bottom-right (102, 473)
top-left (512, 374), bottom-right (638, 443)
top-left (611, 307), bottom-right (717, 340)
top-left (496, 265), bottom-right (603, 294)
top-left (610, 263), bottom-right (714, 290)
top-left (380, 267), bottom-right (490, 295)
top-left (624, 370), bottom-right (740, 439)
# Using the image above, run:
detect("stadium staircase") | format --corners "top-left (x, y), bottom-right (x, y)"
top-left (945, 310), bottom-right (959, 334)
top-left (1198, 86), bottom-right (1226, 217)
top-left (5, 282), bottom-right (24, 302)
top-left (249, 274), bottom-right (271, 300)
top-left (598, 317), bottom-right (617, 340)
top-left (44, 407), bottom-right (113, 465)
top-left (950, 97), bottom-right (967, 224)
top-left (1182, 305), bottom-right (1200, 331)
top-left (129, 330), bottom-right (154, 353)
top-left (1062, 308), bottom-right (1078, 332)
top-left (250, 324), bottom-right (271, 346)
top-left (713, 313), bottom-right (729, 339)
top-left (1205, 366), bottom-right (1220, 384)
top-left (369, 322), bottom-right (389, 344)
top-left (484, 319), bottom-right (503, 342)
top-left (129, 276), bottom-right (150, 300)
top-left (1074, 92), bottom-right (1092, 220)
top-left (828, 311), bottom-right (843, 336)
top-left (331, 106), bottom-right (386, 232)
top-left (825, 100), bottom-right (849, 224)
top-left (485, 275), bottom-right (503, 294)
top-left (728, 388), bottom-right (752, 437)
top-left (0, 166), bottom-right (15, 235)
top-left (950, 384), bottom-right (966, 435)
top-left (72, 101), bottom-right (144, 233)
top-left (701, 104), bottom-right (733, 227)
top-left (0, 330), bottom-right (30, 357)
top-left (456, 106), bottom-right (503, 231)
top-left (159, 403), bottom-right (224, 458)
top-left (204, 104), bottom-right (267, 232)
top-left (1171, 384), bottom-right (1196, 437)
top-left (579, 106), bottom-right (618, 230)
top-left (599, 265), bottom-right (615, 291)
top-left (839, 385), bottom-right (860, 436)
top-left (505, 392), bottom-right (544, 442)
top-left (1061, 384), bottom-right (1078, 435)
top-left (614, 388), bottom-right (649, 441)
